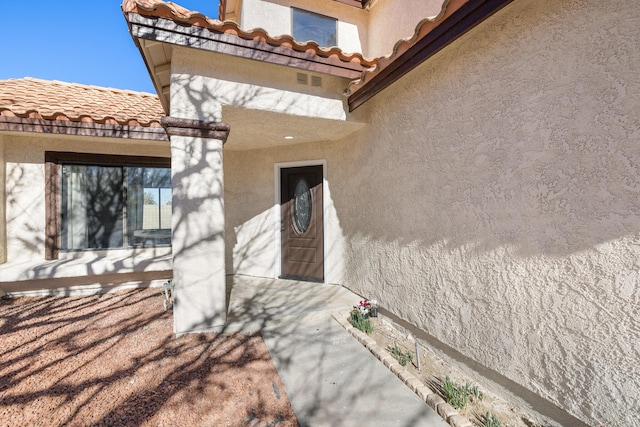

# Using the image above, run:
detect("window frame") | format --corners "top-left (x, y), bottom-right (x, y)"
top-left (45, 152), bottom-right (171, 260)
top-left (291, 7), bottom-right (338, 47)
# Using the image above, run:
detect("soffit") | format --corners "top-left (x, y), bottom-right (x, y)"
top-left (221, 105), bottom-right (365, 151)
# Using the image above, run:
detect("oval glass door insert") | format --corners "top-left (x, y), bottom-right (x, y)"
top-left (293, 178), bottom-right (312, 234)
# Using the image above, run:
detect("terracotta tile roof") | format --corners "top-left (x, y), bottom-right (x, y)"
top-left (0, 78), bottom-right (164, 127)
top-left (121, 0), bottom-right (377, 68)
top-left (347, 0), bottom-right (467, 96)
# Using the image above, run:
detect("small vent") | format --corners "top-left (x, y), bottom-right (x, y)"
top-left (311, 75), bottom-right (323, 87)
top-left (296, 72), bottom-right (309, 85)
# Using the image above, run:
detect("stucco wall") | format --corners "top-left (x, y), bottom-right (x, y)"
top-left (366, 0), bottom-right (447, 58)
top-left (224, 145), bottom-right (345, 285)
top-left (0, 133), bottom-right (172, 294)
top-left (337, 0), bottom-right (639, 425)
top-left (0, 135), bottom-right (6, 265)
top-left (223, 149), bottom-right (276, 278)
top-left (168, 0), bottom-right (638, 421)
top-left (238, 0), bottom-right (368, 54)
top-left (170, 47), bottom-right (349, 123)
top-left (169, 45), bottom-right (358, 287)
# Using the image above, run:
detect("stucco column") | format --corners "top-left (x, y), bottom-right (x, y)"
top-left (161, 117), bottom-right (230, 335)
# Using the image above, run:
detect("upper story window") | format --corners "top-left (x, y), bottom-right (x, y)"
top-left (45, 152), bottom-right (171, 259)
top-left (292, 8), bottom-right (337, 47)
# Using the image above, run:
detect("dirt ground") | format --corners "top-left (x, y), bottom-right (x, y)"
top-left (367, 315), bottom-right (552, 427)
top-left (0, 288), bottom-right (298, 427)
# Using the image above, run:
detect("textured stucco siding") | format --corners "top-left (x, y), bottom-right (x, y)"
top-left (0, 133), bottom-right (172, 292)
top-left (168, 0), bottom-right (637, 422)
top-left (239, 0), bottom-right (368, 54)
top-left (367, 0), bottom-right (447, 58)
top-left (338, 0), bottom-right (639, 425)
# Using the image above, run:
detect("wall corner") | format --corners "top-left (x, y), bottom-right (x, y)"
top-left (0, 135), bottom-right (6, 265)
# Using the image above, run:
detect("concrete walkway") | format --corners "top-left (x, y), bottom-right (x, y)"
top-left (224, 276), bottom-right (448, 427)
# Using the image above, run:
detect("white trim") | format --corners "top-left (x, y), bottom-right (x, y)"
top-left (5, 279), bottom-right (167, 298)
top-left (274, 159), bottom-right (328, 282)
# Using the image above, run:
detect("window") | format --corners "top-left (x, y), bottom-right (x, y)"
top-left (292, 8), bottom-right (337, 47)
top-left (45, 152), bottom-right (171, 258)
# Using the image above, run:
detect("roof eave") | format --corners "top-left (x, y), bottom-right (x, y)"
top-left (335, 0), bottom-right (371, 8)
top-left (347, 0), bottom-right (516, 111)
top-left (127, 13), bottom-right (369, 80)
top-left (123, 12), bottom-right (172, 114)
top-left (0, 116), bottom-right (168, 141)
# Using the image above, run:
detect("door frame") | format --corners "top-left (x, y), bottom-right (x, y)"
top-left (274, 159), bottom-right (327, 282)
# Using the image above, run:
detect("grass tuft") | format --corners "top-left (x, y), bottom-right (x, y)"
top-left (442, 376), bottom-right (484, 410)
top-left (482, 411), bottom-right (503, 427)
top-left (388, 344), bottom-right (414, 367)
top-left (349, 309), bottom-right (373, 334)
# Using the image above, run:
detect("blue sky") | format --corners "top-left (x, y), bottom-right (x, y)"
top-left (0, 1), bottom-right (220, 94)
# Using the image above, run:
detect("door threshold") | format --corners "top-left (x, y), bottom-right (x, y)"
top-left (279, 274), bottom-right (324, 283)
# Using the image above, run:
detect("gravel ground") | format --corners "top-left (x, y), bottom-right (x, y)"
top-left (0, 288), bottom-right (298, 427)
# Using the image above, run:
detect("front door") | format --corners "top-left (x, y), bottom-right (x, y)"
top-left (280, 165), bottom-right (324, 281)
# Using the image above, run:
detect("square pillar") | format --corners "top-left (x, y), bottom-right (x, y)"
top-left (162, 117), bottom-right (230, 335)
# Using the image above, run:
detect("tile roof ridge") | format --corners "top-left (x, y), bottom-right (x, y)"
top-left (346, 0), bottom-right (464, 96)
top-left (121, 0), bottom-right (377, 68)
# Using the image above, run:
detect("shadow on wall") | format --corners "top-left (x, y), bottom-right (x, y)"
top-left (3, 159), bottom-right (172, 290)
top-left (222, 149), bottom-right (278, 277)
top-left (169, 66), bottom-right (342, 283)
top-left (5, 162), bottom-right (45, 256)
top-left (320, 1), bottom-right (640, 425)
top-left (330, 0), bottom-right (640, 260)
top-left (324, 106), bottom-right (636, 427)
top-left (228, 209), bottom-right (275, 277)
top-left (223, 147), bottom-right (347, 284)
top-left (332, 125), bottom-right (640, 258)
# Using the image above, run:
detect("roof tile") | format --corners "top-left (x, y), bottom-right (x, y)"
top-left (347, 0), bottom-right (467, 96)
top-left (0, 78), bottom-right (164, 127)
top-left (121, 0), bottom-right (377, 68)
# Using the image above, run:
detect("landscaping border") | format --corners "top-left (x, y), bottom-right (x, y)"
top-left (332, 310), bottom-right (473, 427)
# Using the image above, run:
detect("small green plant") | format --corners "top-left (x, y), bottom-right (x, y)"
top-left (467, 383), bottom-right (484, 401)
top-left (349, 309), bottom-right (373, 334)
top-left (388, 344), bottom-right (413, 367)
top-left (442, 376), bottom-right (484, 410)
top-left (482, 411), bottom-right (503, 427)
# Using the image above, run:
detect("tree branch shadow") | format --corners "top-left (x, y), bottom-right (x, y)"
top-left (0, 287), bottom-right (298, 426)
